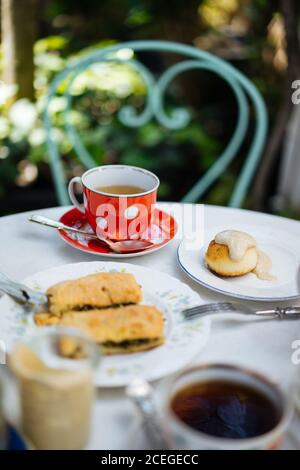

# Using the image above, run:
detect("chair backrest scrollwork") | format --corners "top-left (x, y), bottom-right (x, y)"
top-left (44, 40), bottom-right (268, 207)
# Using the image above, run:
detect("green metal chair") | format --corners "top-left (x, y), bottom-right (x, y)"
top-left (43, 40), bottom-right (268, 207)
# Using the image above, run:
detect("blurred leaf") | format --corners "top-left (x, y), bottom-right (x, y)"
top-left (158, 181), bottom-right (171, 198)
top-left (126, 7), bottom-right (153, 26)
top-left (120, 149), bottom-right (155, 170)
top-left (137, 123), bottom-right (165, 147)
top-left (71, 39), bottom-right (118, 58)
top-left (174, 124), bottom-right (220, 153)
top-left (34, 36), bottom-right (69, 53)
top-left (204, 173), bottom-right (235, 205)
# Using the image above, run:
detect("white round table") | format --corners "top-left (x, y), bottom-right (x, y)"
top-left (0, 203), bottom-right (299, 449)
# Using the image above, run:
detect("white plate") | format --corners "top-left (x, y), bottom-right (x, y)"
top-left (178, 223), bottom-right (300, 301)
top-left (0, 261), bottom-right (210, 387)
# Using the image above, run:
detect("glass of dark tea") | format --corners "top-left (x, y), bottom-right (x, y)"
top-left (158, 364), bottom-right (293, 450)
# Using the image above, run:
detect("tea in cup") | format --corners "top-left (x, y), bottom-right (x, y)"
top-left (157, 364), bottom-right (293, 450)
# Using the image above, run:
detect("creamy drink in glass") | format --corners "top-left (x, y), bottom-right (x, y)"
top-left (9, 328), bottom-right (99, 450)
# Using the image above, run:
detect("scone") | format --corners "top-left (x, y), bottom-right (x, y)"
top-left (35, 304), bottom-right (165, 355)
top-left (205, 240), bottom-right (258, 277)
top-left (47, 272), bottom-right (142, 315)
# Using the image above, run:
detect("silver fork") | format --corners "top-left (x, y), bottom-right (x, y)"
top-left (182, 302), bottom-right (300, 320)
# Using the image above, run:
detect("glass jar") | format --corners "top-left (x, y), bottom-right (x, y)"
top-left (9, 327), bottom-right (100, 450)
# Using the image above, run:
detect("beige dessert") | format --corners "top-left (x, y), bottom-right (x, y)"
top-left (47, 272), bottom-right (142, 315)
top-left (35, 304), bottom-right (165, 355)
top-left (205, 230), bottom-right (275, 280)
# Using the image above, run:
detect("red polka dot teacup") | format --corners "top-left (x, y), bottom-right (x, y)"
top-left (68, 165), bottom-right (160, 240)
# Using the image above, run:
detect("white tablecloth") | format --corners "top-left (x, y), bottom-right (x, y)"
top-left (0, 203), bottom-right (299, 449)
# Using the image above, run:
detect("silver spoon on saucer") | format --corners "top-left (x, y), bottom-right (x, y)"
top-left (28, 214), bottom-right (159, 253)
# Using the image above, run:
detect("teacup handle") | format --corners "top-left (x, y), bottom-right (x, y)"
top-left (68, 176), bottom-right (85, 214)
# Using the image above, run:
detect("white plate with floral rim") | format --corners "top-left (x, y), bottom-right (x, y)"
top-left (0, 261), bottom-right (210, 387)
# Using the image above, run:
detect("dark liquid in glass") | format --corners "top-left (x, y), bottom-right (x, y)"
top-left (171, 381), bottom-right (280, 439)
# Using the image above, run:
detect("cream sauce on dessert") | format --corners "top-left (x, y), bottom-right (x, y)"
top-left (214, 230), bottom-right (275, 280)
top-left (215, 230), bottom-right (256, 261)
top-left (253, 249), bottom-right (275, 281)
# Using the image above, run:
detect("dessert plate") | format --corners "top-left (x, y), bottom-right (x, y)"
top-left (0, 261), bottom-right (210, 387)
top-left (58, 208), bottom-right (177, 258)
top-left (178, 223), bottom-right (300, 301)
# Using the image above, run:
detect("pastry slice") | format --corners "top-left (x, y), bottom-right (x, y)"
top-left (35, 304), bottom-right (165, 355)
top-left (47, 272), bottom-right (142, 315)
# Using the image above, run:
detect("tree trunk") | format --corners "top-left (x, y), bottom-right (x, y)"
top-left (252, 0), bottom-right (300, 210)
top-left (1, 0), bottom-right (37, 100)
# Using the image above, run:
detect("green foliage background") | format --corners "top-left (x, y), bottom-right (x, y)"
top-left (0, 0), bottom-right (288, 212)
